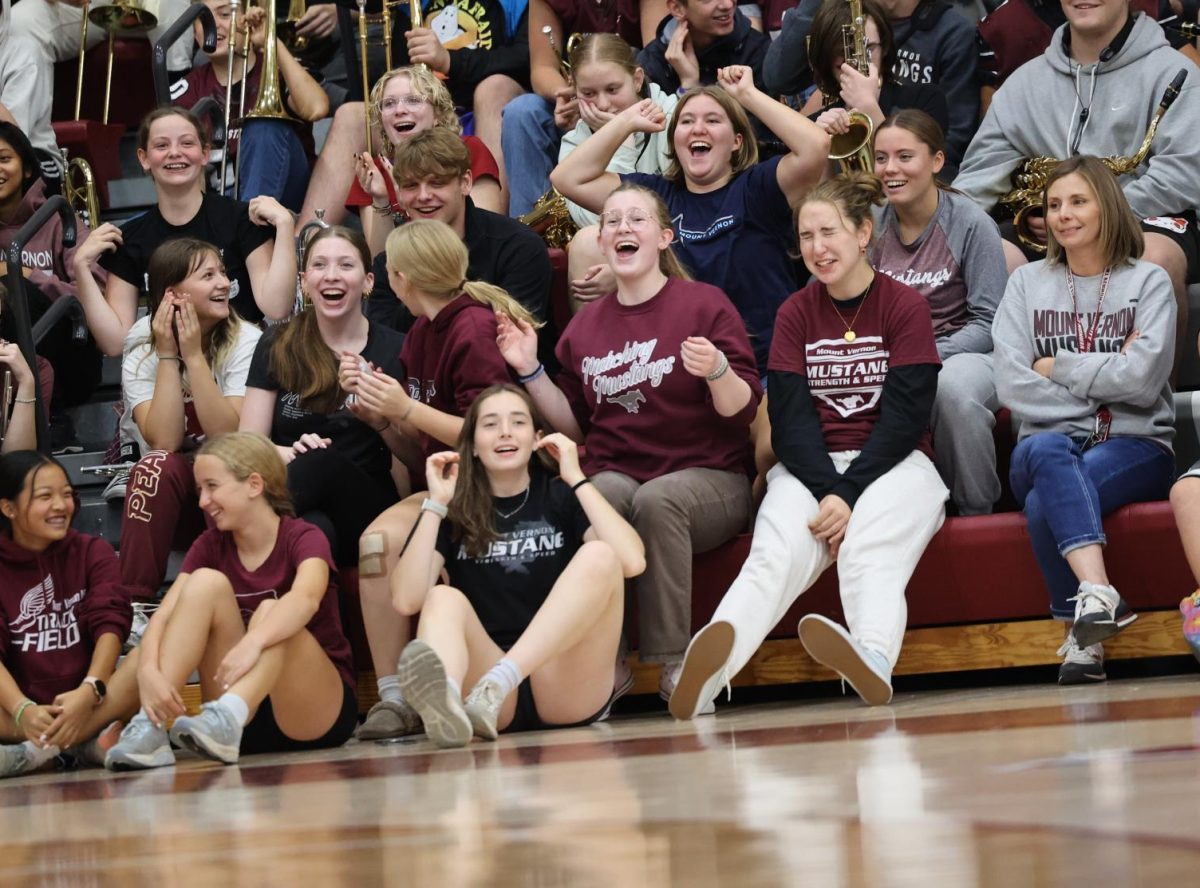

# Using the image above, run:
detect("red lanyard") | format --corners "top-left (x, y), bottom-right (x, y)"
top-left (1065, 266), bottom-right (1112, 354)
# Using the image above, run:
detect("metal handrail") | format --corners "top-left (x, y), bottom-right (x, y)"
top-left (5, 196), bottom-right (77, 453)
top-left (153, 5), bottom-right (218, 106)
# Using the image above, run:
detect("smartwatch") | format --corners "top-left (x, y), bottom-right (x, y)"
top-left (83, 676), bottom-right (107, 704)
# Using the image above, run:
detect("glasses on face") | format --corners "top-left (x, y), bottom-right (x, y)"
top-left (380, 95), bottom-right (427, 112)
top-left (600, 210), bottom-right (654, 230)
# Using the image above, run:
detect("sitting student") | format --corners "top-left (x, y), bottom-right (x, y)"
top-left (0, 0), bottom-right (57, 165)
top-left (74, 107), bottom-right (297, 357)
top-left (766, 0), bottom-right (978, 172)
top-left (803, 0), bottom-right (950, 175)
top-left (956, 2), bottom-right (1200, 364)
top-left (0, 451), bottom-right (138, 778)
top-left (552, 65), bottom-right (829, 373)
top-left (669, 173), bottom-right (946, 719)
top-left (105, 432), bottom-right (357, 769)
top-left (638, 0), bottom-right (771, 98)
top-left (0, 334), bottom-right (36, 453)
top-left (992, 156), bottom-right (1176, 685)
top-left (557, 34), bottom-right (678, 308)
top-left (872, 110), bottom-right (1007, 514)
top-left (349, 220), bottom-right (529, 741)
top-left (239, 227), bottom-right (404, 569)
top-left (366, 128), bottom-right (553, 344)
top-left (119, 239), bottom-right (262, 601)
top-left (172, 0), bottom-right (329, 211)
top-left (502, 0), bottom-right (663, 216)
top-left (391, 385), bottom-right (643, 747)
top-left (0, 122), bottom-right (106, 406)
top-left (300, 64), bottom-right (502, 232)
top-left (497, 183), bottom-right (761, 707)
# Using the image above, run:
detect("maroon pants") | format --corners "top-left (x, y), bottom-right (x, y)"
top-left (120, 451), bottom-right (206, 599)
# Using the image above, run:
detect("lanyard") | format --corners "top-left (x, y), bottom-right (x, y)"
top-left (1065, 265), bottom-right (1111, 354)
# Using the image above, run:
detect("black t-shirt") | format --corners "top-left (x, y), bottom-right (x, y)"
top-left (99, 192), bottom-right (274, 323)
top-left (246, 320), bottom-right (405, 481)
top-left (435, 466), bottom-right (591, 650)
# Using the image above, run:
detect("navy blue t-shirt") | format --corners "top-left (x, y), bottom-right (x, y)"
top-left (623, 155), bottom-right (797, 371)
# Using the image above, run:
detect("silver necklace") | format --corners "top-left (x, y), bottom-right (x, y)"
top-left (494, 487), bottom-right (531, 520)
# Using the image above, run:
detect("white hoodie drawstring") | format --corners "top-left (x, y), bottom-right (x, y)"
top-left (1067, 62), bottom-right (1099, 156)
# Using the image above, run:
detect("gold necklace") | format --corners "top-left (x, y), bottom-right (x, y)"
top-left (827, 278), bottom-right (874, 342)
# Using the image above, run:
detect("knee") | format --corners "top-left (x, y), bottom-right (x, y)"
top-left (331, 100), bottom-right (364, 130)
top-left (1003, 239), bottom-right (1028, 275)
top-left (1013, 432), bottom-right (1070, 466)
top-left (358, 529), bottom-right (390, 580)
top-left (421, 584), bottom-right (467, 618)
top-left (1171, 476), bottom-right (1200, 511)
top-left (569, 224), bottom-right (601, 255)
top-left (574, 539), bottom-right (625, 580)
top-left (629, 477), bottom-right (681, 524)
top-left (474, 76), bottom-right (523, 113)
top-left (1143, 234), bottom-right (1187, 284)
top-left (181, 567), bottom-right (235, 601)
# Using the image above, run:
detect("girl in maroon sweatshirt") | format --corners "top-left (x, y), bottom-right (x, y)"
top-left (340, 219), bottom-right (531, 742)
top-left (0, 451), bottom-right (138, 779)
top-left (497, 183), bottom-right (762, 708)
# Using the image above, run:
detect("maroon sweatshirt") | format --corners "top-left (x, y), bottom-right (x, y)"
top-left (399, 293), bottom-right (514, 458)
top-left (0, 530), bottom-right (133, 704)
top-left (555, 277), bottom-right (762, 482)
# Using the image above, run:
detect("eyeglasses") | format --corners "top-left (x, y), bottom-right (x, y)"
top-left (600, 210), bottom-right (654, 229)
top-left (380, 95), bottom-right (428, 112)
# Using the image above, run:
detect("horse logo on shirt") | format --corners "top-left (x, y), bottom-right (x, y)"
top-left (607, 390), bottom-right (647, 414)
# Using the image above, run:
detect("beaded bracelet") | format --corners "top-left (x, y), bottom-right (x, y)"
top-left (705, 351), bottom-right (729, 381)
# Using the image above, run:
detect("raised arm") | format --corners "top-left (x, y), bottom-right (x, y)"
top-left (0, 341), bottom-right (37, 453)
top-left (245, 197), bottom-right (298, 320)
top-left (391, 452), bottom-right (455, 614)
top-left (495, 313), bottom-right (584, 440)
top-left (71, 224), bottom-right (139, 356)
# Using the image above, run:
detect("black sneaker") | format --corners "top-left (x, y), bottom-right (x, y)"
top-left (1071, 582), bottom-right (1137, 647)
top-left (1057, 634), bottom-right (1106, 685)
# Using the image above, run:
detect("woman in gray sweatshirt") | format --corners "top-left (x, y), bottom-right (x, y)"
top-left (993, 156), bottom-right (1176, 686)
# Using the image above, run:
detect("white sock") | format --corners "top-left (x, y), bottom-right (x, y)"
top-left (447, 676), bottom-right (462, 701)
top-left (377, 674), bottom-right (405, 705)
top-left (217, 692), bottom-right (250, 727)
top-left (21, 741), bottom-right (60, 769)
top-left (482, 658), bottom-right (524, 700)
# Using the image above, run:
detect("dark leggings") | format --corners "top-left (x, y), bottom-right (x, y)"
top-left (286, 446), bottom-right (398, 566)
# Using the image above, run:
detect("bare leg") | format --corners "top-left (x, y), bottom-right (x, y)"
top-left (1143, 232), bottom-right (1189, 381)
top-left (1063, 544), bottom-right (1110, 587)
top-left (1171, 477), bottom-right (1200, 586)
top-left (1002, 238), bottom-right (1029, 276)
top-left (471, 75), bottom-right (525, 215)
top-left (298, 101), bottom-right (373, 227)
top-left (155, 568), bottom-right (248, 701)
top-left (358, 494), bottom-right (422, 680)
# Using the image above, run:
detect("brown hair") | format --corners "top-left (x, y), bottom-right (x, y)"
top-left (796, 171), bottom-right (886, 243)
top-left (602, 183), bottom-right (692, 280)
top-left (664, 86), bottom-right (758, 185)
top-left (384, 220), bottom-right (542, 328)
top-left (874, 109), bottom-right (954, 191)
top-left (270, 226), bottom-right (372, 413)
top-left (137, 106), bottom-right (210, 152)
top-left (808, 0), bottom-right (896, 102)
top-left (369, 65), bottom-right (462, 150)
top-left (391, 128), bottom-right (470, 183)
top-left (569, 34), bottom-right (648, 99)
top-left (1043, 155), bottom-right (1144, 267)
top-left (448, 384), bottom-right (555, 556)
top-left (197, 432), bottom-right (295, 517)
top-left (141, 238), bottom-right (246, 388)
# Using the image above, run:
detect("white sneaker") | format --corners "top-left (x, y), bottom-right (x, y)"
top-left (1070, 581), bottom-right (1136, 647)
top-left (103, 469), bottom-right (129, 502)
top-left (798, 614), bottom-right (893, 706)
top-left (668, 622), bottom-right (735, 720)
top-left (659, 659), bottom-right (716, 716)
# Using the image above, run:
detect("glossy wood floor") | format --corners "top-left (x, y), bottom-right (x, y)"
top-left (5, 672), bottom-right (1200, 886)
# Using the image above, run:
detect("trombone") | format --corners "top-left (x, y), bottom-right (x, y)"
top-left (74, 0), bottom-right (161, 125)
top-left (62, 148), bottom-right (102, 230)
top-left (356, 0), bottom-right (428, 148)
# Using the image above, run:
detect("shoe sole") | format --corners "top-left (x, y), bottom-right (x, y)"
top-left (169, 720), bottom-right (240, 765)
top-left (398, 642), bottom-right (472, 749)
top-left (668, 622), bottom-right (735, 721)
top-left (1071, 610), bottom-right (1137, 648)
top-left (1058, 667), bottom-right (1107, 685)
top-left (354, 705), bottom-right (419, 741)
top-left (464, 704), bottom-right (499, 741)
top-left (105, 746), bottom-right (175, 772)
top-left (799, 616), bottom-right (893, 706)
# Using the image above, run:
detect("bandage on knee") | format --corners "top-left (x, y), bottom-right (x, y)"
top-left (359, 532), bottom-right (388, 577)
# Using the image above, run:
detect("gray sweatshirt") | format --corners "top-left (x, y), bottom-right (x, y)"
top-left (992, 259), bottom-right (1175, 451)
top-left (956, 13), bottom-right (1200, 217)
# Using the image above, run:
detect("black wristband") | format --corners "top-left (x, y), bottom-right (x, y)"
top-left (571, 477), bottom-right (592, 492)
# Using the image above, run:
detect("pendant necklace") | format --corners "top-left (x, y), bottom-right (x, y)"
top-left (495, 487), bottom-right (531, 520)
top-left (828, 276), bottom-right (874, 342)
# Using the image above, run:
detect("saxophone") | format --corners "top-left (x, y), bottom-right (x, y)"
top-left (826, 0), bottom-right (875, 174)
top-left (999, 68), bottom-right (1188, 253)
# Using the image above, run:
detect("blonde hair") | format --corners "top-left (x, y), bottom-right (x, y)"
top-left (796, 171), bottom-right (886, 244)
top-left (369, 66), bottom-right (461, 153)
top-left (385, 220), bottom-right (543, 327)
top-left (602, 183), bottom-right (692, 280)
top-left (1043, 155), bottom-right (1144, 267)
top-left (664, 86), bottom-right (758, 185)
top-left (197, 432), bottom-right (295, 517)
top-left (569, 34), bottom-right (647, 98)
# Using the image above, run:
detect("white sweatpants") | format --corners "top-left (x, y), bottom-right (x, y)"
top-left (711, 451), bottom-right (948, 677)
top-left (10, 0), bottom-right (193, 71)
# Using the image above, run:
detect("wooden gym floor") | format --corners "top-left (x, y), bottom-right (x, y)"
top-left (3, 670), bottom-right (1200, 886)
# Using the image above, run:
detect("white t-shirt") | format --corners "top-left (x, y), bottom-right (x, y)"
top-left (121, 315), bottom-right (262, 455)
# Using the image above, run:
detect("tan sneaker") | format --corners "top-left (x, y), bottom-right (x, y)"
top-left (355, 699), bottom-right (423, 741)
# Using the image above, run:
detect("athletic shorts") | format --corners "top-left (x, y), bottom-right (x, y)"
top-left (1179, 460), bottom-right (1200, 482)
top-left (240, 682), bottom-right (358, 756)
top-left (503, 678), bottom-right (613, 735)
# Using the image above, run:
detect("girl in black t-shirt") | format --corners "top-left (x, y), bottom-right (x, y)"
top-left (391, 384), bottom-right (643, 747)
top-left (239, 226), bottom-right (405, 567)
top-left (72, 107), bottom-right (297, 356)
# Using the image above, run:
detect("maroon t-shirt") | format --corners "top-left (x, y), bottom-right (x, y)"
top-left (555, 277), bottom-right (761, 482)
top-left (399, 293), bottom-right (514, 458)
top-left (344, 136), bottom-right (501, 212)
top-left (768, 274), bottom-right (939, 457)
top-left (545, 0), bottom-right (643, 48)
top-left (180, 517), bottom-right (354, 689)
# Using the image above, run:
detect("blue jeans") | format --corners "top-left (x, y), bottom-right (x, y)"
top-left (1010, 433), bottom-right (1175, 619)
top-left (501, 93), bottom-right (559, 217)
top-left (235, 119), bottom-right (310, 212)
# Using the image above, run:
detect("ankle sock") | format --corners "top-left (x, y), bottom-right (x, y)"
top-left (22, 741), bottom-right (60, 769)
top-left (217, 693), bottom-right (250, 727)
top-left (447, 676), bottom-right (462, 701)
top-left (481, 658), bottom-right (523, 700)
top-left (377, 674), bottom-right (405, 706)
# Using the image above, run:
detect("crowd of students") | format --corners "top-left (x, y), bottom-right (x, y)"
top-left (3, 0), bottom-right (1200, 775)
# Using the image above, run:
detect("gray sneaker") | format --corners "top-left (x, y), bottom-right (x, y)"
top-left (1057, 634), bottom-right (1106, 685)
top-left (0, 742), bottom-right (55, 779)
top-left (355, 699), bottom-right (424, 741)
top-left (102, 469), bottom-right (129, 502)
top-left (799, 614), bottom-right (894, 706)
top-left (463, 678), bottom-right (505, 741)
top-left (105, 714), bottom-right (175, 771)
top-left (169, 702), bottom-right (243, 764)
top-left (397, 640), bottom-right (472, 748)
top-left (669, 621), bottom-right (735, 721)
